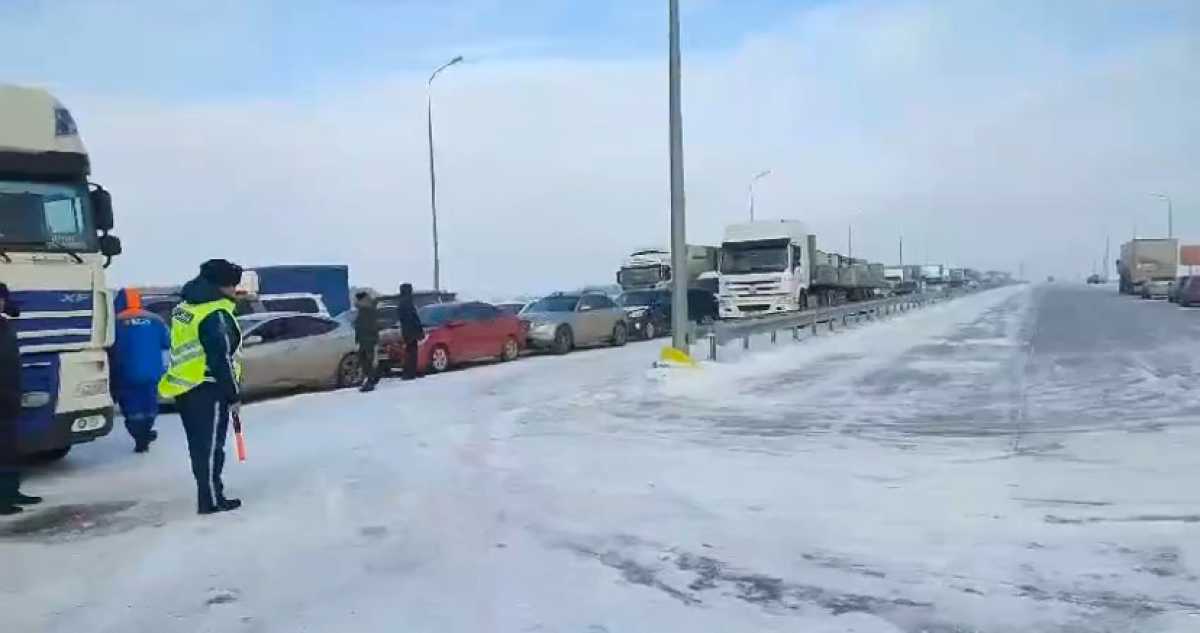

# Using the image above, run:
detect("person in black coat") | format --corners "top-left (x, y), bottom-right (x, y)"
top-left (353, 291), bottom-right (380, 392)
top-left (0, 283), bottom-right (43, 515)
top-left (397, 283), bottom-right (424, 380)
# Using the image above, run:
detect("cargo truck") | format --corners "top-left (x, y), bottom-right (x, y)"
top-left (717, 220), bottom-right (883, 318)
top-left (616, 245), bottom-right (719, 292)
top-left (1117, 239), bottom-right (1178, 295)
top-left (1, 85), bottom-right (124, 461)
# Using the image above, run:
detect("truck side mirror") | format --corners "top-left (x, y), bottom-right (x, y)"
top-left (90, 185), bottom-right (114, 231)
top-left (99, 234), bottom-right (122, 258)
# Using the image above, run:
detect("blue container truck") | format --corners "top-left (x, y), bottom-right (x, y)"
top-left (250, 265), bottom-right (351, 316)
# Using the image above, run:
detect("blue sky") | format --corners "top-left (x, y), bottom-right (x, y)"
top-left (1, 0), bottom-right (820, 99)
top-left (1, 1), bottom-right (1196, 292)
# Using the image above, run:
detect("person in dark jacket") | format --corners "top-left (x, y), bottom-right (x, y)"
top-left (353, 291), bottom-right (380, 392)
top-left (397, 283), bottom-right (424, 380)
top-left (0, 283), bottom-right (42, 515)
top-left (111, 288), bottom-right (171, 453)
top-left (159, 260), bottom-right (244, 515)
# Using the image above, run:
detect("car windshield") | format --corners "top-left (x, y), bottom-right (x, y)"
top-left (527, 296), bottom-right (579, 312)
top-left (0, 180), bottom-right (95, 252)
top-left (418, 304), bottom-right (460, 326)
top-left (720, 240), bottom-right (788, 274)
top-left (619, 291), bottom-right (662, 307)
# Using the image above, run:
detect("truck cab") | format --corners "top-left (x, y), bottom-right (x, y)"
top-left (1, 85), bottom-right (122, 460)
top-left (718, 221), bottom-right (812, 318)
top-left (616, 245), bottom-right (719, 292)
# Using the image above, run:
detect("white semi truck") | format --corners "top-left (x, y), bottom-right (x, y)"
top-left (616, 245), bottom-right (719, 292)
top-left (1, 85), bottom-right (123, 461)
top-left (717, 220), bottom-right (883, 318)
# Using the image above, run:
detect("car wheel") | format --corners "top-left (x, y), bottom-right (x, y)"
top-left (611, 322), bottom-right (628, 347)
top-left (336, 353), bottom-right (363, 388)
top-left (501, 336), bottom-right (520, 361)
top-left (429, 344), bottom-right (451, 373)
top-left (643, 321), bottom-right (656, 340)
top-left (552, 326), bottom-right (573, 355)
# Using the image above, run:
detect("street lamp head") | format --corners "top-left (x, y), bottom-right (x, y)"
top-left (753, 169), bottom-right (772, 181)
top-left (449, 55), bottom-right (464, 65)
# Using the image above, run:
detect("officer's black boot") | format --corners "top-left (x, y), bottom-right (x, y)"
top-left (0, 472), bottom-right (27, 514)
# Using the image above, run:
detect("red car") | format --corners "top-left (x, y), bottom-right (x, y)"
top-left (384, 301), bottom-right (526, 373)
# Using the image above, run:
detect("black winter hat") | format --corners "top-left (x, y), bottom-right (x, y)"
top-left (199, 259), bottom-right (244, 287)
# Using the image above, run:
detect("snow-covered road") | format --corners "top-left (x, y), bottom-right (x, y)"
top-left (4, 284), bottom-right (1199, 633)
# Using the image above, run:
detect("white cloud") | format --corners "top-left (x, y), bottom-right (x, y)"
top-left (32, 0), bottom-right (1200, 292)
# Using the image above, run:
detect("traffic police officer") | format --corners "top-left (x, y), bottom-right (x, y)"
top-left (159, 260), bottom-right (244, 515)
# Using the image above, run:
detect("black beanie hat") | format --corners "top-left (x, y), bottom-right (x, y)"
top-left (200, 259), bottom-right (244, 287)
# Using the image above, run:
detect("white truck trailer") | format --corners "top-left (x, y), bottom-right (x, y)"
top-left (717, 220), bottom-right (881, 318)
top-left (1, 85), bottom-right (123, 460)
top-left (616, 245), bottom-right (719, 292)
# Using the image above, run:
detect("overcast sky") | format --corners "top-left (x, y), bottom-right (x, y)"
top-left (2, 0), bottom-right (1196, 294)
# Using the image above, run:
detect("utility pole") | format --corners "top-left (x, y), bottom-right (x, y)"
top-left (668, 0), bottom-right (689, 353)
top-left (848, 225), bottom-right (853, 261)
top-left (747, 169), bottom-right (771, 221)
top-left (899, 236), bottom-right (904, 267)
top-left (1103, 235), bottom-right (1110, 280)
top-left (1151, 193), bottom-right (1173, 238)
top-left (427, 55), bottom-right (463, 292)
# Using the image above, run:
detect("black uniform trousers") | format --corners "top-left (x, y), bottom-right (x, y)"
top-left (357, 342), bottom-right (378, 385)
top-left (176, 383), bottom-right (230, 511)
top-left (402, 341), bottom-right (420, 380)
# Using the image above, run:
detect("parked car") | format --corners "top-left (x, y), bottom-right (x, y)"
top-left (521, 291), bottom-right (628, 354)
top-left (1141, 279), bottom-right (1172, 299)
top-left (238, 312), bottom-right (363, 397)
top-left (617, 288), bottom-right (719, 340)
top-left (382, 301), bottom-right (525, 374)
top-left (1086, 274), bottom-right (1103, 285)
top-left (1168, 276), bottom-right (1189, 303)
top-left (1178, 276), bottom-right (1200, 307)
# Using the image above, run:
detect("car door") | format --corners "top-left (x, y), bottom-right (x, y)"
top-left (283, 316), bottom-right (343, 385)
top-left (240, 318), bottom-right (292, 393)
top-left (576, 294), bottom-right (608, 344)
top-left (591, 294), bottom-right (622, 340)
top-left (468, 303), bottom-right (506, 358)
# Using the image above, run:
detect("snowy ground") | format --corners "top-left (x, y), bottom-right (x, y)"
top-left (3, 284), bottom-right (1199, 633)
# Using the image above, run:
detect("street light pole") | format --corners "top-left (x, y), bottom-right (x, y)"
top-left (427, 55), bottom-right (463, 293)
top-left (668, 0), bottom-right (689, 353)
top-left (1151, 193), bottom-right (1173, 239)
top-left (747, 169), bottom-right (771, 221)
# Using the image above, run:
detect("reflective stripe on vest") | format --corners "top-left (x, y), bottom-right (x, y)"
top-left (158, 299), bottom-right (242, 398)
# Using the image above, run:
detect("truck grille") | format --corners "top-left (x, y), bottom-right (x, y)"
top-left (10, 290), bottom-right (95, 353)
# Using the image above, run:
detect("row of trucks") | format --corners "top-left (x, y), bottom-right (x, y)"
top-left (1116, 238), bottom-right (1179, 296)
top-left (615, 220), bottom-right (891, 319)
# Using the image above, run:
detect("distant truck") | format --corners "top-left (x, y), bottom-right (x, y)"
top-left (616, 245), bottom-right (719, 292)
top-left (246, 265), bottom-right (351, 316)
top-left (717, 220), bottom-right (883, 318)
top-left (1, 85), bottom-right (124, 460)
top-left (1117, 239), bottom-right (1178, 295)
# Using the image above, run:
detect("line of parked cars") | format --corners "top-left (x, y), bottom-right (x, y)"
top-left (221, 285), bottom-right (724, 400)
top-left (1166, 275), bottom-right (1200, 307)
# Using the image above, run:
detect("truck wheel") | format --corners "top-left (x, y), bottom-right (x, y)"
top-left (336, 353), bottom-right (364, 388)
top-left (552, 327), bottom-right (574, 355)
top-left (501, 336), bottom-right (520, 361)
top-left (611, 322), bottom-right (628, 347)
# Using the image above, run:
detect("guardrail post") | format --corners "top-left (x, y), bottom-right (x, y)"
top-left (811, 322), bottom-right (818, 336)
top-left (828, 319), bottom-right (834, 331)
top-left (743, 336), bottom-right (750, 350)
top-left (793, 327), bottom-right (800, 341)
top-left (770, 330), bottom-right (777, 344)
top-left (708, 334), bottom-right (717, 361)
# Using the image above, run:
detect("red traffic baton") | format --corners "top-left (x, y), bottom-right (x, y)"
top-left (231, 406), bottom-right (247, 463)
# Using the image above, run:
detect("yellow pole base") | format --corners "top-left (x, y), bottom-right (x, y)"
top-left (658, 346), bottom-right (698, 368)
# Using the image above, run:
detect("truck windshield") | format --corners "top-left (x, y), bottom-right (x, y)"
top-left (618, 266), bottom-right (664, 287)
top-left (720, 241), bottom-right (788, 274)
top-left (0, 180), bottom-right (94, 252)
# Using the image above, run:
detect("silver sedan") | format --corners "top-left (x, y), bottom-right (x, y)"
top-left (521, 292), bottom-right (628, 354)
top-left (237, 312), bottom-right (364, 397)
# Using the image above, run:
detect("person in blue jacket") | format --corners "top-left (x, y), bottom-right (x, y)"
top-left (111, 288), bottom-right (170, 453)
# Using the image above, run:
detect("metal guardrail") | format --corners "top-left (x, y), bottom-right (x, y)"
top-left (694, 291), bottom-right (953, 361)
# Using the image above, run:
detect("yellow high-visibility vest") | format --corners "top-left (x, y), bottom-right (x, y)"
top-left (158, 299), bottom-right (242, 398)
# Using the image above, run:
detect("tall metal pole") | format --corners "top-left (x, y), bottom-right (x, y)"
top-left (427, 55), bottom-right (463, 292)
top-left (668, 0), bottom-right (689, 353)
top-left (1151, 193), bottom-right (1173, 238)
top-left (899, 236), bottom-right (903, 267)
top-left (747, 169), bottom-right (771, 221)
top-left (847, 224), bottom-right (853, 261)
